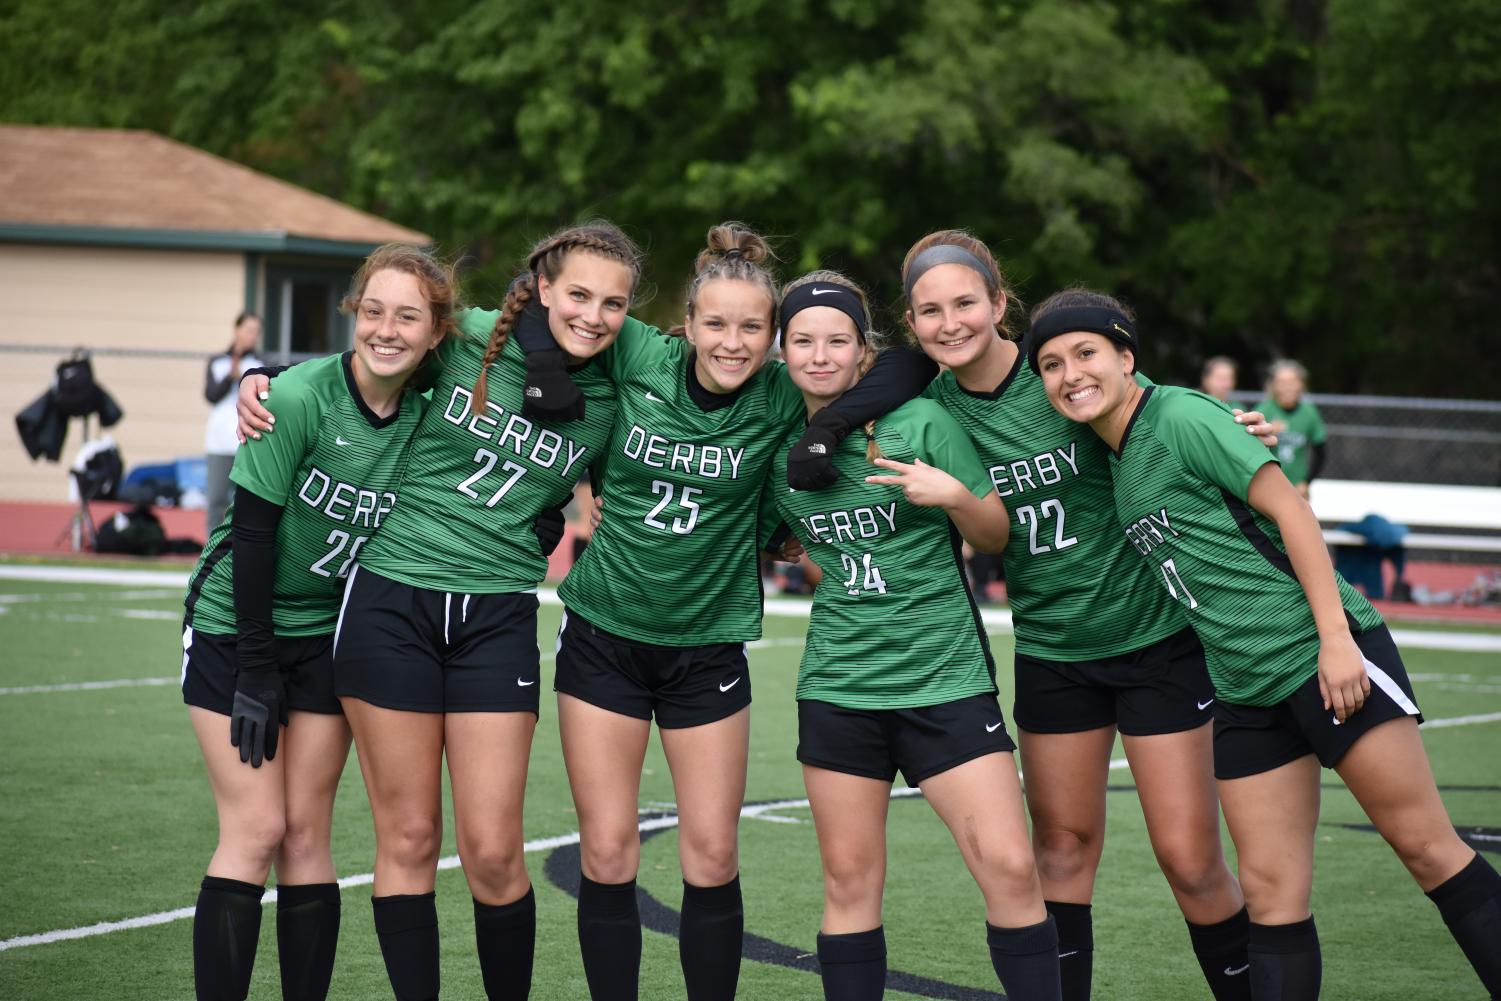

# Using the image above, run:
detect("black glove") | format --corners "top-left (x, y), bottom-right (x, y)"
top-left (229, 665), bottom-right (286, 768)
top-left (533, 503), bottom-right (567, 557)
top-left (786, 407), bottom-right (853, 491)
top-left (518, 300), bottom-right (585, 421)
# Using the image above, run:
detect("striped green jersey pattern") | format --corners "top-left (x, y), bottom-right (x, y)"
top-left (926, 356), bottom-right (1183, 660)
top-left (771, 397), bottom-right (999, 710)
top-left (185, 353), bottom-right (426, 636)
top-left (356, 308), bottom-right (618, 593)
top-left (559, 319), bottom-right (805, 644)
top-left (1109, 385), bottom-right (1382, 706)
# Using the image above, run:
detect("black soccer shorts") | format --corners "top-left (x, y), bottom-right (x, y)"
top-left (797, 693), bottom-right (1016, 787)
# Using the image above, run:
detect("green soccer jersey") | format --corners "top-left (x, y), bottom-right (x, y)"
top-left (1108, 385), bottom-right (1383, 706)
top-left (926, 354), bottom-right (1184, 660)
top-left (355, 308), bottom-right (618, 593)
top-left (1255, 396), bottom-right (1327, 485)
top-left (185, 353), bottom-right (426, 636)
top-left (771, 398), bottom-right (999, 710)
top-left (559, 318), bottom-right (805, 644)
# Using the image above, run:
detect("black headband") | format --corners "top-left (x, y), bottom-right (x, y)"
top-left (1026, 305), bottom-right (1138, 374)
top-left (903, 244), bottom-right (997, 301)
top-left (778, 283), bottom-right (868, 345)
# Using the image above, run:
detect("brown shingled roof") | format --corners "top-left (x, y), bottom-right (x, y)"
top-left (0, 125), bottom-right (428, 245)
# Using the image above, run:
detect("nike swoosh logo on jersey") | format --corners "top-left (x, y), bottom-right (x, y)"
top-left (517, 678), bottom-right (536, 687)
top-left (985, 721), bottom-right (1003, 733)
top-left (719, 676), bottom-right (742, 693)
top-left (335, 436), bottom-right (351, 446)
top-left (1197, 698), bottom-right (1215, 710)
top-left (1224, 965), bottom-right (1250, 976)
top-left (811, 288), bottom-right (836, 296)
top-left (645, 391), bottom-right (666, 403)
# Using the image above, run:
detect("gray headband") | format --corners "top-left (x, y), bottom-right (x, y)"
top-left (903, 244), bottom-right (997, 300)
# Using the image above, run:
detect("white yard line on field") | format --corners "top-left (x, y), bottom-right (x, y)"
top-left (0, 677), bottom-right (177, 695)
top-left (7, 564), bottom-right (1501, 652)
top-left (0, 787), bottom-right (926, 952)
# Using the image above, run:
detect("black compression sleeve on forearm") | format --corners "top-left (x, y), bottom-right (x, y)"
top-left (240, 364), bottom-right (293, 383)
top-left (514, 314), bottom-right (554, 353)
top-left (824, 347), bottom-right (939, 427)
top-left (1307, 441), bottom-right (1327, 481)
top-left (232, 489), bottom-right (284, 674)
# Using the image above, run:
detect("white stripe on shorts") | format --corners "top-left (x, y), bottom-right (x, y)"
top-left (333, 565), bottom-right (358, 659)
top-left (180, 626), bottom-right (193, 685)
top-left (1363, 653), bottom-right (1420, 717)
top-left (555, 610), bottom-right (568, 656)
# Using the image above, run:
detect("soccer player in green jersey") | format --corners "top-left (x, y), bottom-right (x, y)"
top-left (1031, 289), bottom-right (1501, 1001)
top-left (506, 223), bottom-right (928, 1001)
top-left (182, 244), bottom-right (455, 1001)
top-left (826, 231), bottom-right (1258, 1001)
top-left (771, 270), bottom-right (1061, 1001)
top-left (238, 222), bottom-right (643, 1001)
top-left (1256, 360), bottom-right (1327, 497)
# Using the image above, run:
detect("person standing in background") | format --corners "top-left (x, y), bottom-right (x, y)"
top-left (1200, 356), bottom-right (1238, 404)
top-left (204, 313), bottom-right (263, 532)
top-left (1257, 360), bottom-right (1327, 498)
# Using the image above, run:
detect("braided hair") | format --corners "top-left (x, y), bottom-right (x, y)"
top-left (471, 221), bottom-right (644, 403)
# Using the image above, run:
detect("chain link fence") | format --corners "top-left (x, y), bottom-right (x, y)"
top-left (1229, 391), bottom-right (1501, 487)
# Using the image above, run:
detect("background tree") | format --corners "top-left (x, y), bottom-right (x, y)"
top-left (3, 0), bottom-right (1496, 396)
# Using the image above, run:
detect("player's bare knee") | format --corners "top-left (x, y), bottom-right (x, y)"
top-left (582, 836), bottom-right (641, 885)
top-left (680, 832), bottom-right (738, 887)
top-left (1034, 826), bottom-right (1096, 883)
top-left (1155, 838), bottom-right (1227, 897)
top-left (382, 814), bottom-right (442, 872)
top-left (822, 854), bottom-right (882, 909)
top-left (277, 820), bottom-right (328, 870)
top-left (984, 850), bottom-right (1045, 901)
top-left (462, 841), bottom-right (527, 900)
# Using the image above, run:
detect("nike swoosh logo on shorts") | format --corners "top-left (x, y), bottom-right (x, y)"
top-left (1059, 950), bottom-right (1080, 959)
top-left (645, 391), bottom-right (666, 403)
top-left (985, 721), bottom-right (1003, 733)
top-left (517, 678), bottom-right (536, 687)
top-left (1197, 698), bottom-right (1215, 710)
top-left (335, 436), bottom-right (351, 446)
top-left (1225, 964), bottom-right (1250, 976)
top-left (719, 676), bottom-right (742, 693)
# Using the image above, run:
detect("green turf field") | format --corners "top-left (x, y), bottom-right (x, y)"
top-left (0, 567), bottom-right (1497, 1000)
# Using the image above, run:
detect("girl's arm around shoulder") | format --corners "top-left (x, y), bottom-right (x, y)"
top-left (1246, 464), bottom-right (1369, 722)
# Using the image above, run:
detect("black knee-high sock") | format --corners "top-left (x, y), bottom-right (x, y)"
top-left (474, 888), bottom-right (536, 1000)
top-left (1247, 917), bottom-right (1320, 1001)
top-left (1045, 901), bottom-right (1092, 1001)
top-left (1188, 906), bottom-right (1252, 1001)
top-left (194, 876), bottom-right (265, 1001)
top-left (680, 877), bottom-right (744, 1001)
top-left (577, 876), bottom-right (640, 1001)
top-left (1426, 852), bottom-right (1501, 996)
top-left (276, 883), bottom-right (341, 1001)
top-left (816, 926), bottom-right (886, 1001)
top-left (987, 917), bottom-right (1062, 1001)
top-left (372, 892), bottom-right (440, 1001)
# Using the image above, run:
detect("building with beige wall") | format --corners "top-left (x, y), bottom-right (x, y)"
top-left (1, 125), bottom-right (427, 502)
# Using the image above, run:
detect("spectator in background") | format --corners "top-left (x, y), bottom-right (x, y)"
top-left (1199, 356), bottom-right (1238, 403)
top-left (1258, 360), bottom-right (1327, 498)
top-left (203, 313), bottom-right (263, 532)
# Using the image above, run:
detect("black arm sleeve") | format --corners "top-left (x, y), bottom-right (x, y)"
top-left (204, 356), bottom-right (236, 403)
top-left (513, 315), bottom-right (554, 353)
top-left (823, 347), bottom-right (939, 426)
top-left (232, 488), bottom-right (285, 676)
top-left (241, 364), bottom-right (293, 383)
top-left (1306, 441), bottom-right (1327, 482)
